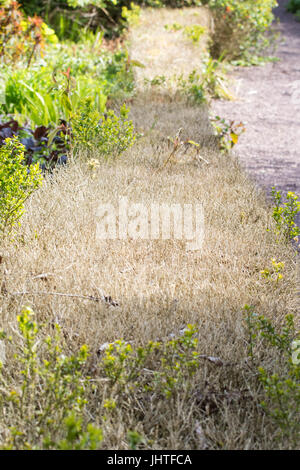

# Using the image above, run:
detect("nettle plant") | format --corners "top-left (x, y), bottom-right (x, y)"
top-left (71, 99), bottom-right (136, 159)
top-left (0, 136), bottom-right (42, 235)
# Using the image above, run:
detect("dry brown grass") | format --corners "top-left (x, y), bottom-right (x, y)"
top-left (128, 7), bottom-right (211, 87)
top-left (0, 7), bottom-right (299, 451)
top-left (0, 98), bottom-right (298, 449)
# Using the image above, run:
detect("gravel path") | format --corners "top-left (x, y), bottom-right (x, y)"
top-left (212, 0), bottom-right (300, 218)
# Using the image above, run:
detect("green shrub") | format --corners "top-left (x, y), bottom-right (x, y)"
top-left (0, 43), bottom-right (135, 127)
top-left (19, 1), bottom-right (206, 40)
top-left (244, 306), bottom-right (300, 446)
top-left (0, 306), bottom-right (102, 450)
top-left (0, 311), bottom-right (201, 449)
top-left (271, 187), bottom-right (300, 241)
top-left (71, 100), bottom-right (136, 159)
top-left (287, 0), bottom-right (300, 19)
top-left (207, 0), bottom-right (278, 62)
top-left (177, 54), bottom-right (232, 104)
top-left (0, 0), bottom-right (57, 66)
top-left (50, 413), bottom-right (103, 450)
top-left (100, 324), bottom-right (200, 399)
top-left (0, 137), bottom-right (42, 235)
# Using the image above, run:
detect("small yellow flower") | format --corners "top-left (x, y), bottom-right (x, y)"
top-left (87, 158), bottom-right (100, 171)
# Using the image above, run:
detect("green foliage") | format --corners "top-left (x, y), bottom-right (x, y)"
top-left (0, 306), bottom-right (102, 450)
top-left (122, 2), bottom-right (141, 26)
top-left (164, 22), bottom-right (206, 44)
top-left (271, 187), bottom-right (300, 240)
top-left (0, 1), bottom-right (57, 66)
top-left (207, 0), bottom-right (278, 62)
top-left (244, 307), bottom-right (300, 445)
top-left (146, 53), bottom-right (232, 105)
top-left (101, 324), bottom-right (200, 399)
top-left (71, 100), bottom-right (136, 158)
top-left (260, 258), bottom-right (285, 283)
top-left (177, 70), bottom-right (206, 104)
top-left (0, 313), bottom-right (201, 449)
top-left (127, 430), bottom-right (144, 449)
top-left (18, 1), bottom-right (206, 40)
top-left (210, 115), bottom-right (245, 153)
top-left (164, 22), bottom-right (183, 32)
top-left (178, 53), bottom-right (233, 104)
top-left (144, 55), bottom-right (231, 106)
top-left (0, 137), bottom-right (42, 234)
top-left (0, 43), bottom-right (135, 127)
top-left (19, 1), bottom-right (142, 39)
top-left (183, 24), bottom-right (206, 44)
top-left (200, 53), bottom-right (233, 99)
top-left (287, 0), bottom-right (300, 19)
top-left (47, 413), bottom-right (103, 450)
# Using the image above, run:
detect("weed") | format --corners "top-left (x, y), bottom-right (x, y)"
top-left (0, 136), bottom-right (42, 235)
top-left (177, 70), bottom-right (206, 103)
top-left (164, 22), bottom-right (206, 44)
top-left (177, 56), bottom-right (232, 104)
top-left (158, 128), bottom-right (201, 170)
top-left (164, 22), bottom-right (183, 32)
top-left (210, 115), bottom-right (245, 153)
top-left (100, 324), bottom-right (200, 400)
top-left (71, 100), bottom-right (136, 159)
top-left (207, 0), bottom-right (278, 62)
top-left (127, 430), bottom-right (145, 450)
top-left (271, 188), bottom-right (300, 240)
top-left (244, 307), bottom-right (300, 446)
top-left (287, 0), bottom-right (300, 19)
top-left (201, 54), bottom-right (233, 100)
top-left (0, 1), bottom-right (57, 66)
top-left (122, 2), bottom-right (141, 27)
top-left (46, 413), bottom-right (103, 450)
top-left (260, 258), bottom-right (285, 283)
top-left (144, 75), bottom-right (167, 87)
top-left (183, 24), bottom-right (206, 44)
top-left (0, 306), bottom-right (102, 449)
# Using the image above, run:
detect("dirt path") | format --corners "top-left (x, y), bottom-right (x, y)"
top-left (129, 2), bottom-right (300, 226)
top-left (212, 0), bottom-right (300, 213)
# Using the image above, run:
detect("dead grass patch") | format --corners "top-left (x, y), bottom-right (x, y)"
top-left (0, 6), bottom-right (298, 451)
top-left (128, 7), bottom-right (211, 87)
top-left (0, 97), bottom-right (298, 449)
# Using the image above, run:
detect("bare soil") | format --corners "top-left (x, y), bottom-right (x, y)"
top-left (212, 0), bottom-right (300, 224)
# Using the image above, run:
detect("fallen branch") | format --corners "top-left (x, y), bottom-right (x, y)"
top-left (2, 290), bottom-right (119, 307)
